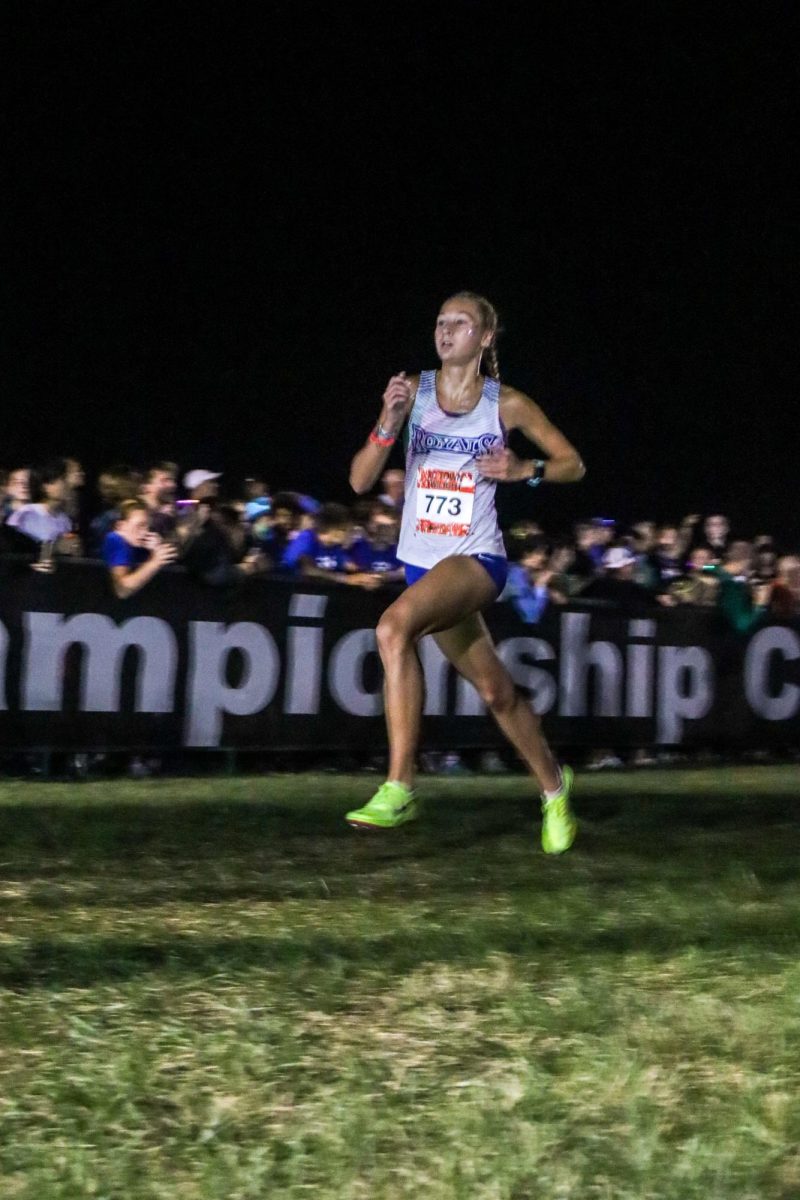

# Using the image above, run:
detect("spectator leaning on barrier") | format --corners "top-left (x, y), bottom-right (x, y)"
top-left (262, 491), bottom-right (301, 562)
top-left (280, 501), bottom-right (382, 589)
top-left (349, 501), bottom-right (404, 581)
top-left (505, 534), bottom-right (568, 623)
top-left (102, 498), bottom-right (177, 599)
top-left (6, 459), bottom-right (81, 555)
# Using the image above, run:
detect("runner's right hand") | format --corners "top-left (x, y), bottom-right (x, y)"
top-left (380, 372), bottom-right (412, 431)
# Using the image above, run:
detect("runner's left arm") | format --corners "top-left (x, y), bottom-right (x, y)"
top-left (476, 387), bottom-right (585, 484)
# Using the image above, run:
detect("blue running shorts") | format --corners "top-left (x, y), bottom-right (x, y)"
top-left (403, 553), bottom-right (509, 597)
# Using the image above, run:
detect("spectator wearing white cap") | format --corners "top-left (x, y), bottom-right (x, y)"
top-left (578, 543), bottom-right (662, 608)
top-left (183, 469), bottom-right (221, 501)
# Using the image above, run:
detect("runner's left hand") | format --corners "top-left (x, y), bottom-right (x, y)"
top-left (475, 448), bottom-right (529, 482)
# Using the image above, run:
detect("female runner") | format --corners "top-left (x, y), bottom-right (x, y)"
top-left (346, 292), bottom-right (585, 852)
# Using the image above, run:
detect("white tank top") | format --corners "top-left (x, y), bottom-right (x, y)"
top-left (396, 370), bottom-right (507, 568)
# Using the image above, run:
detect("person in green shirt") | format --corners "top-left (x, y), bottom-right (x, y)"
top-left (712, 540), bottom-right (771, 633)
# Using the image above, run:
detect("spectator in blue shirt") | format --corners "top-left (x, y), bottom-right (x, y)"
top-left (281, 502), bottom-right (381, 589)
top-left (349, 502), bottom-right (404, 582)
top-left (505, 535), bottom-right (568, 623)
top-left (102, 499), bottom-right (177, 599)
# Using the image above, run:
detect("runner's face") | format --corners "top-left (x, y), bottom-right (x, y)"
top-left (434, 303), bottom-right (488, 363)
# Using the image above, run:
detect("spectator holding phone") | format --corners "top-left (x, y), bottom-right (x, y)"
top-left (102, 499), bottom-right (177, 599)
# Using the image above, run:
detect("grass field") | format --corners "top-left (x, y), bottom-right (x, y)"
top-left (1, 765), bottom-right (799, 1199)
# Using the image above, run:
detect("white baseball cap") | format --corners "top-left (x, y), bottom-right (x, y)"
top-left (603, 546), bottom-right (636, 570)
top-left (183, 469), bottom-right (221, 491)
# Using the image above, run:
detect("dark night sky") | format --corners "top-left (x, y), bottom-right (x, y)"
top-left (5, 2), bottom-right (798, 542)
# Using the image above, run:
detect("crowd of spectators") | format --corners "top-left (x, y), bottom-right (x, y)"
top-left (2, 457), bottom-right (799, 776)
top-left (3, 457), bottom-right (798, 620)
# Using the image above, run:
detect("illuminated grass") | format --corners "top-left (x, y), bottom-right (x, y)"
top-left (0, 768), bottom-right (799, 1198)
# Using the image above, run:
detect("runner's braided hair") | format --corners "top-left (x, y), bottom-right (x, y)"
top-left (446, 291), bottom-right (501, 380)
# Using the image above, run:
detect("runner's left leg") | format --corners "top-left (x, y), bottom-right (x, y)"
top-left (434, 612), bottom-right (561, 793)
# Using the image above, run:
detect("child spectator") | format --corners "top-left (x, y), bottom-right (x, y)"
top-left (349, 502), bottom-right (404, 581)
top-left (280, 502), bottom-right (381, 589)
top-left (102, 499), bottom-right (177, 599)
top-left (253, 490), bottom-right (301, 563)
top-left (505, 535), bottom-right (567, 623)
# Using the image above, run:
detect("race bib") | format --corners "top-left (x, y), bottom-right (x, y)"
top-left (415, 467), bottom-right (475, 537)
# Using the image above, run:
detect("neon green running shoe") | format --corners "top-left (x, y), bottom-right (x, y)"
top-left (541, 765), bottom-right (577, 854)
top-left (346, 781), bottom-right (419, 830)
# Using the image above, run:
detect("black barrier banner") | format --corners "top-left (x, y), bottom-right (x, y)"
top-left (0, 557), bottom-right (798, 751)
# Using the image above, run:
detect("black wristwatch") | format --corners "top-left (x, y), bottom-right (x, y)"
top-left (526, 460), bottom-right (546, 488)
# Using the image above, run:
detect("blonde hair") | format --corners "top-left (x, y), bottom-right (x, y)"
top-left (119, 498), bottom-right (148, 522)
top-left (445, 291), bottom-right (501, 380)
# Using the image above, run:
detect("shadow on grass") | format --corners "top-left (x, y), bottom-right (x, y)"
top-left (0, 792), bottom-right (798, 915)
top-left (1, 901), bottom-right (798, 990)
top-left (0, 789), bottom-right (797, 848)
